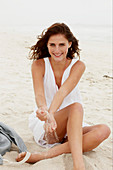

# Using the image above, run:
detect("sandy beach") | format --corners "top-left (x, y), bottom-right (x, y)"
top-left (0, 25), bottom-right (112, 170)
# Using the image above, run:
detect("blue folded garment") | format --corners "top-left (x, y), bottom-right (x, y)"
top-left (0, 122), bottom-right (27, 165)
top-left (0, 154), bottom-right (3, 165)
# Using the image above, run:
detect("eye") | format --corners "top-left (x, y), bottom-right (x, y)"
top-left (59, 43), bottom-right (65, 46)
top-left (49, 43), bottom-right (55, 46)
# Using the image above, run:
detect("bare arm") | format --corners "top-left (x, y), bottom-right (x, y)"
top-left (31, 59), bottom-right (56, 130)
top-left (48, 60), bottom-right (86, 114)
top-left (31, 59), bottom-right (47, 109)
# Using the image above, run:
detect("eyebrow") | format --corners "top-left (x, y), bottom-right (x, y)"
top-left (59, 43), bottom-right (65, 45)
top-left (49, 43), bottom-right (65, 45)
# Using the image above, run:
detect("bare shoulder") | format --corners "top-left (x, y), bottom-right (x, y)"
top-left (31, 59), bottom-right (45, 76)
top-left (71, 60), bottom-right (86, 72)
top-left (32, 58), bottom-right (45, 68)
top-left (59, 60), bottom-right (86, 98)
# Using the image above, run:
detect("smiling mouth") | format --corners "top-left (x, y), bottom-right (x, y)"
top-left (53, 53), bottom-right (63, 57)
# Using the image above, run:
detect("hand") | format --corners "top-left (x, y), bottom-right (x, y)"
top-left (43, 113), bottom-right (57, 133)
top-left (36, 106), bottom-right (48, 121)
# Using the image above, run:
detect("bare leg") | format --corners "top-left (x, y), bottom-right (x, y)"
top-left (16, 103), bottom-right (110, 169)
top-left (16, 124), bottom-right (110, 165)
top-left (67, 103), bottom-right (85, 170)
top-left (82, 124), bottom-right (111, 152)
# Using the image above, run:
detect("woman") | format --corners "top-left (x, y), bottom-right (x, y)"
top-left (16, 23), bottom-right (110, 170)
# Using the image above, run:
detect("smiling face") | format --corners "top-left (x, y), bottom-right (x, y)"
top-left (47, 34), bottom-right (72, 62)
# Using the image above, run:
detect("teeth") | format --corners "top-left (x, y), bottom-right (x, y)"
top-left (54, 54), bottom-right (62, 56)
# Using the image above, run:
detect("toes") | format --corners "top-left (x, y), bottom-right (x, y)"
top-left (16, 152), bottom-right (26, 162)
top-left (21, 152), bottom-right (26, 157)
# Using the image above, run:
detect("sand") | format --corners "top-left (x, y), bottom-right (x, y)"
top-left (0, 25), bottom-right (112, 170)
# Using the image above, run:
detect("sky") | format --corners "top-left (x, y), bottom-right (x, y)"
top-left (0, 0), bottom-right (112, 27)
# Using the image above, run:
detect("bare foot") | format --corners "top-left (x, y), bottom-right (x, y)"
top-left (16, 152), bottom-right (43, 164)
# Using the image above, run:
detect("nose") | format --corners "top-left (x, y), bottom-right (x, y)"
top-left (54, 45), bottom-right (60, 53)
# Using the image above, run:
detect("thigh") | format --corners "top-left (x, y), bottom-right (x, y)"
top-left (53, 105), bottom-right (69, 141)
top-left (54, 103), bottom-right (83, 141)
top-left (83, 124), bottom-right (100, 135)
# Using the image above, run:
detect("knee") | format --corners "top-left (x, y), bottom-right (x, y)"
top-left (68, 103), bottom-right (84, 116)
top-left (95, 124), bottom-right (111, 142)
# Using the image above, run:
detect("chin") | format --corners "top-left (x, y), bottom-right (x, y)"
top-left (52, 55), bottom-right (66, 62)
top-left (54, 57), bottom-right (64, 62)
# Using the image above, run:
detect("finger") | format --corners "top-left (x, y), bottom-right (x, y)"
top-left (36, 109), bottom-right (41, 114)
top-left (36, 110), bottom-right (42, 117)
top-left (51, 120), bottom-right (57, 130)
top-left (50, 121), bottom-right (54, 130)
top-left (38, 109), bottom-right (46, 115)
top-left (36, 113), bottom-right (40, 118)
top-left (36, 114), bottom-right (45, 121)
top-left (36, 112), bottom-right (41, 118)
top-left (39, 110), bottom-right (47, 118)
top-left (41, 112), bottom-right (47, 117)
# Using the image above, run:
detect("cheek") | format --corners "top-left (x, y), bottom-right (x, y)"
top-left (64, 47), bottom-right (69, 54)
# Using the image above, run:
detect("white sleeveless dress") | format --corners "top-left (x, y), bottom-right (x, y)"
top-left (29, 57), bottom-right (87, 148)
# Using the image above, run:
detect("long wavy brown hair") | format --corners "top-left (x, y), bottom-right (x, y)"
top-left (29, 23), bottom-right (80, 60)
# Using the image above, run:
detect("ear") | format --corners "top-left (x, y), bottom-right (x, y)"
top-left (68, 42), bottom-right (72, 48)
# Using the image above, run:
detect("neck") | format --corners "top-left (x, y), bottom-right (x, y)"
top-left (49, 57), bottom-right (70, 71)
